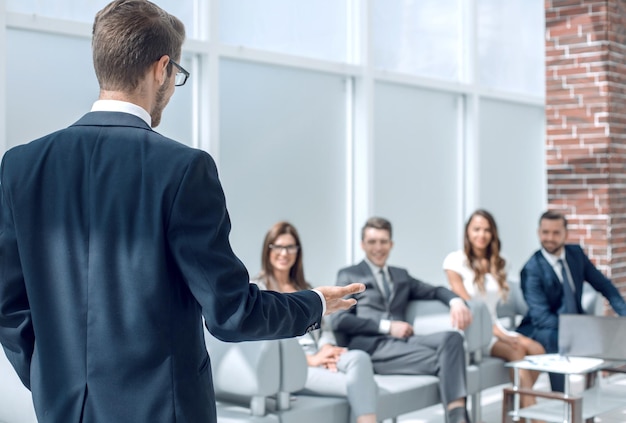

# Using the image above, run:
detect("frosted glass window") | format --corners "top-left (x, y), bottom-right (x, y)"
top-left (477, 0), bottom-right (545, 96)
top-left (156, 54), bottom-right (194, 147)
top-left (372, 0), bottom-right (462, 81)
top-left (6, 29), bottom-right (192, 149)
top-left (6, 0), bottom-right (196, 37)
top-left (219, 59), bottom-right (348, 286)
top-left (6, 29), bottom-right (97, 147)
top-left (477, 99), bottom-right (545, 279)
top-left (219, 0), bottom-right (347, 62)
top-left (373, 83), bottom-right (461, 285)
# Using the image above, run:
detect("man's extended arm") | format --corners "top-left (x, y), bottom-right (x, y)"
top-left (580, 248), bottom-right (626, 315)
top-left (406, 274), bottom-right (472, 330)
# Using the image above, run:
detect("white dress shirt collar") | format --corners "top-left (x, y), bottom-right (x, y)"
top-left (541, 247), bottom-right (572, 285)
top-left (364, 257), bottom-right (389, 279)
top-left (540, 247), bottom-right (565, 267)
top-left (91, 99), bottom-right (152, 127)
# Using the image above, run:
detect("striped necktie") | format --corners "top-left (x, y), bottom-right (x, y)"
top-left (558, 258), bottom-right (578, 313)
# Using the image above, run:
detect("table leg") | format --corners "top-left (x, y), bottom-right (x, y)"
top-left (583, 372), bottom-right (598, 423)
top-left (502, 387), bottom-right (583, 423)
top-left (502, 387), bottom-right (518, 423)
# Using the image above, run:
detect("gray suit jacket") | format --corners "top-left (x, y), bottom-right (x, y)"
top-left (331, 260), bottom-right (458, 353)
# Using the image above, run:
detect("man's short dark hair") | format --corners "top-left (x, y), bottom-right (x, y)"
top-left (361, 217), bottom-right (392, 240)
top-left (92, 0), bottom-right (185, 92)
top-left (540, 210), bottom-right (568, 228)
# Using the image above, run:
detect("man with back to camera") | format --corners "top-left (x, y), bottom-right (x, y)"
top-left (0, 1), bottom-right (364, 422)
top-left (331, 217), bottom-right (474, 423)
top-left (517, 210), bottom-right (626, 392)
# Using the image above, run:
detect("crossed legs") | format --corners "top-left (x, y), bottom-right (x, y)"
top-left (370, 331), bottom-right (470, 422)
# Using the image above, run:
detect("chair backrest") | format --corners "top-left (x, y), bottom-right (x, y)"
top-left (558, 314), bottom-right (626, 360)
top-left (497, 280), bottom-right (602, 329)
top-left (496, 280), bottom-right (528, 329)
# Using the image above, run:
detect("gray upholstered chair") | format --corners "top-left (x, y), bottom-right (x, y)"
top-left (204, 328), bottom-right (282, 422)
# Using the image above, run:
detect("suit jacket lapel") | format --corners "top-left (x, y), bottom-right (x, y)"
top-left (564, 246), bottom-right (583, 293)
top-left (387, 266), bottom-right (404, 304)
top-left (536, 252), bottom-right (561, 290)
top-left (357, 260), bottom-right (387, 301)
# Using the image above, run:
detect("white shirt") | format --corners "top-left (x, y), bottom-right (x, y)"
top-left (540, 248), bottom-right (576, 292)
top-left (91, 99), bottom-right (152, 127)
top-left (443, 250), bottom-right (504, 318)
top-left (364, 258), bottom-right (392, 299)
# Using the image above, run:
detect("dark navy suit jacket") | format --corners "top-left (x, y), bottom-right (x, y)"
top-left (518, 244), bottom-right (626, 353)
top-left (0, 112), bottom-right (321, 423)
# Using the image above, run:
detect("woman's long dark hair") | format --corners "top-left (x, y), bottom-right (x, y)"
top-left (464, 209), bottom-right (509, 300)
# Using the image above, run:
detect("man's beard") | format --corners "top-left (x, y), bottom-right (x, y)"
top-left (542, 242), bottom-right (564, 255)
top-left (151, 82), bottom-right (169, 128)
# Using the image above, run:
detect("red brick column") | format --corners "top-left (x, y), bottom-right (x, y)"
top-left (545, 0), bottom-right (626, 303)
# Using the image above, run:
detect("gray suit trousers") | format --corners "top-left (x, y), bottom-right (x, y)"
top-left (300, 349), bottom-right (378, 418)
top-left (368, 331), bottom-right (466, 407)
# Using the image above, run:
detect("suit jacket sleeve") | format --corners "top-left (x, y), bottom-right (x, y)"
top-left (330, 267), bottom-right (382, 336)
top-left (0, 158), bottom-right (34, 389)
top-left (167, 152), bottom-right (321, 341)
top-left (578, 246), bottom-right (626, 315)
top-left (405, 272), bottom-right (458, 304)
top-left (521, 259), bottom-right (558, 329)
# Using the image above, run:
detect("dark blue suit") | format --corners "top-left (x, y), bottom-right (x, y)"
top-left (0, 112), bottom-right (322, 423)
top-left (518, 244), bottom-right (626, 390)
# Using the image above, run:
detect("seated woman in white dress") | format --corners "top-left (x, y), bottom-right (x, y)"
top-left (251, 221), bottom-right (378, 423)
top-left (443, 209), bottom-right (545, 410)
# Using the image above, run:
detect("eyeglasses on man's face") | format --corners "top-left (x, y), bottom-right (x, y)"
top-left (169, 59), bottom-right (190, 87)
top-left (269, 244), bottom-right (300, 255)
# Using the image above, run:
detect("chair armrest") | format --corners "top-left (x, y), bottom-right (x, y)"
top-left (407, 300), bottom-right (453, 334)
top-left (204, 328), bottom-right (281, 415)
top-left (406, 299), bottom-right (492, 363)
top-left (276, 338), bottom-right (308, 410)
top-left (464, 299), bottom-right (492, 361)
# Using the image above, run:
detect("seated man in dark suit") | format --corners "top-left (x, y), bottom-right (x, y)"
top-left (517, 210), bottom-right (626, 391)
top-left (332, 217), bottom-right (473, 423)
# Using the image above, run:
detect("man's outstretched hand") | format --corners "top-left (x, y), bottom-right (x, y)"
top-left (316, 283), bottom-right (365, 315)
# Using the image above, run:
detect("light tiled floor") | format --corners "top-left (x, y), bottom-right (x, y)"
top-left (397, 373), bottom-right (626, 423)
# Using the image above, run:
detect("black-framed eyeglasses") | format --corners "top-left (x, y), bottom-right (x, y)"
top-left (269, 244), bottom-right (300, 255)
top-left (169, 59), bottom-right (190, 87)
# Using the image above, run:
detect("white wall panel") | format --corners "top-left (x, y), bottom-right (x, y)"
top-left (477, 98), bottom-right (546, 280)
top-left (219, 59), bottom-right (348, 286)
top-left (372, 82), bottom-right (461, 285)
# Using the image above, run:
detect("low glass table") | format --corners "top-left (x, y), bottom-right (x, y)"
top-left (502, 354), bottom-right (626, 423)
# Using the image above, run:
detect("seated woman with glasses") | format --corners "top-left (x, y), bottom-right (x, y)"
top-left (251, 221), bottom-right (378, 423)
